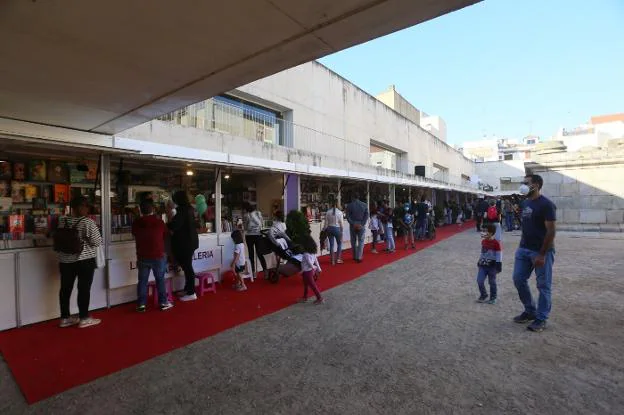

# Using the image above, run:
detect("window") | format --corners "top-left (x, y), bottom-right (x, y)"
top-left (526, 139), bottom-right (536, 145)
top-left (504, 154), bottom-right (513, 161)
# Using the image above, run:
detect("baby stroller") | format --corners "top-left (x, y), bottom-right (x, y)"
top-left (261, 229), bottom-right (303, 283)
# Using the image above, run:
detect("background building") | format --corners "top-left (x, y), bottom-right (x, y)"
top-left (554, 113), bottom-right (624, 152)
top-left (458, 135), bottom-right (541, 162)
top-left (375, 85), bottom-right (447, 143)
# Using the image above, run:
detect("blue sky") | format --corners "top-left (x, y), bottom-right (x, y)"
top-left (319, 0), bottom-right (624, 145)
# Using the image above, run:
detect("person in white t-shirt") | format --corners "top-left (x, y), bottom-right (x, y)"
top-left (323, 200), bottom-right (344, 265)
top-left (230, 230), bottom-right (247, 292)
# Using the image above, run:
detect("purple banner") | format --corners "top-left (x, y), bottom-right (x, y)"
top-left (285, 174), bottom-right (299, 213)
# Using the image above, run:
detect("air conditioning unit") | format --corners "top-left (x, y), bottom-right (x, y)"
top-left (414, 165), bottom-right (426, 177)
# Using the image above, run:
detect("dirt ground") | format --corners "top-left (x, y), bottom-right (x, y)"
top-left (1, 229), bottom-right (623, 415)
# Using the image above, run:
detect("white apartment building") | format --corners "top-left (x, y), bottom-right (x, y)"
top-left (459, 136), bottom-right (540, 162)
top-left (554, 113), bottom-right (624, 152)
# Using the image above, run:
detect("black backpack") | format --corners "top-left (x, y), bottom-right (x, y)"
top-left (53, 217), bottom-right (85, 255)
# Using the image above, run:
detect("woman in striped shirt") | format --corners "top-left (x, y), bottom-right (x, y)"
top-left (56, 197), bottom-right (103, 328)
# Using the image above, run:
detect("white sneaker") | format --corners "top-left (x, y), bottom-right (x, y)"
top-left (179, 293), bottom-right (198, 302)
top-left (160, 302), bottom-right (174, 311)
top-left (78, 317), bottom-right (101, 328)
top-left (59, 316), bottom-right (80, 328)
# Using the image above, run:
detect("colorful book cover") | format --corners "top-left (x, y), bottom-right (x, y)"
top-left (69, 164), bottom-right (86, 183)
top-left (0, 197), bottom-right (12, 212)
top-left (32, 197), bottom-right (47, 210)
top-left (13, 162), bottom-right (25, 181)
top-left (34, 216), bottom-right (49, 235)
top-left (29, 160), bottom-right (47, 181)
top-left (0, 162), bottom-right (11, 179)
top-left (47, 161), bottom-right (69, 183)
top-left (24, 184), bottom-right (38, 201)
top-left (0, 180), bottom-right (10, 197)
top-left (9, 214), bottom-right (24, 235)
top-left (86, 161), bottom-right (98, 181)
top-left (11, 183), bottom-right (25, 203)
top-left (41, 185), bottom-right (54, 202)
top-left (54, 184), bottom-right (70, 204)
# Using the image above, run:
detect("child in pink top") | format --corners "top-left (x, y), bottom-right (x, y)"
top-left (298, 234), bottom-right (324, 305)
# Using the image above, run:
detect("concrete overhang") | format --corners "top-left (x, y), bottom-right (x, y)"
top-left (0, 0), bottom-right (480, 135)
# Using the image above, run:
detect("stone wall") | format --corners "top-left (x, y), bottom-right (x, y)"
top-left (526, 148), bottom-right (624, 232)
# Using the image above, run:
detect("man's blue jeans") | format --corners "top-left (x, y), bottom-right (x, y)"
top-left (512, 248), bottom-right (555, 321)
top-left (415, 218), bottom-right (427, 239)
top-left (505, 213), bottom-right (514, 231)
top-left (350, 225), bottom-right (366, 261)
top-left (137, 257), bottom-right (168, 306)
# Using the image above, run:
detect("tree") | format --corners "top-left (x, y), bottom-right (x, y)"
top-left (286, 209), bottom-right (311, 245)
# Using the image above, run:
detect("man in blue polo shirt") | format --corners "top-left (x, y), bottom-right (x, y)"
top-left (512, 174), bottom-right (557, 332)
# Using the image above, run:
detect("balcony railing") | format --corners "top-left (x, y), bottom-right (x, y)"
top-left (158, 98), bottom-right (370, 164)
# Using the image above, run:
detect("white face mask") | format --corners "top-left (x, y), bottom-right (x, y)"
top-left (518, 184), bottom-right (530, 196)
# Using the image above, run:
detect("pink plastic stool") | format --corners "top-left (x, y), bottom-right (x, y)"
top-left (196, 271), bottom-right (217, 296)
top-left (148, 279), bottom-right (174, 306)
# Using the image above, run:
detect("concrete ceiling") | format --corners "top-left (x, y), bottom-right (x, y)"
top-left (0, 0), bottom-right (480, 135)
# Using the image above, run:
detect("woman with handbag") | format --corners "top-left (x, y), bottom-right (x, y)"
top-left (54, 196), bottom-right (103, 329)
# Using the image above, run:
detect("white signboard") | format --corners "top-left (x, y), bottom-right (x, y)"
top-left (108, 236), bottom-right (222, 289)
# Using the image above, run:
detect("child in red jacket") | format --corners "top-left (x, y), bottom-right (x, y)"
top-left (476, 224), bottom-right (502, 304)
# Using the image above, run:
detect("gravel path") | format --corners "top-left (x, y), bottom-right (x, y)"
top-left (2, 230), bottom-right (623, 415)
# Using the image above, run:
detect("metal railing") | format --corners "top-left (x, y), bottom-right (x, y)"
top-left (158, 98), bottom-right (370, 164)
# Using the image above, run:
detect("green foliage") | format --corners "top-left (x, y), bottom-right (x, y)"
top-left (433, 205), bottom-right (444, 223)
top-left (286, 209), bottom-right (311, 245)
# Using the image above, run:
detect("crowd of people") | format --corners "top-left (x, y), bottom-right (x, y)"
top-left (330, 194), bottom-right (439, 263)
top-left (52, 174), bottom-right (556, 333)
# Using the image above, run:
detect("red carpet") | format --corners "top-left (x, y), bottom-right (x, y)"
top-left (0, 223), bottom-right (470, 404)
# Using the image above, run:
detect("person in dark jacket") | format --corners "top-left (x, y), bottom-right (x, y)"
top-left (476, 196), bottom-right (489, 232)
top-left (168, 191), bottom-right (199, 301)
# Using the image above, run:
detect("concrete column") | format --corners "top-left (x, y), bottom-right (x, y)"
top-left (215, 168), bottom-right (222, 236)
top-left (282, 174), bottom-right (287, 214)
top-left (337, 179), bottom-right (342, 209)
top-left (100, 154), bottom-right (112, 308)
top-left (366, 182), bottom-right (370, 208)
